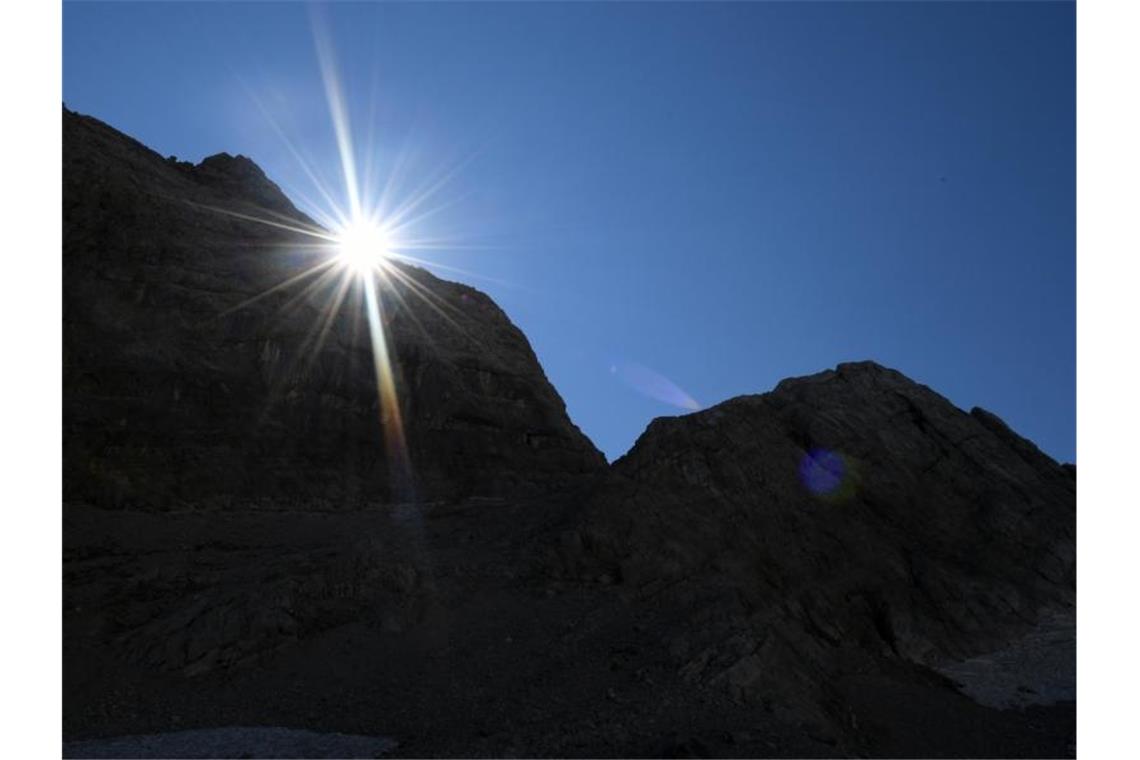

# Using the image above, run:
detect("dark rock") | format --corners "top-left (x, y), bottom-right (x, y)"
top-left (63, 107), bottom-right (605, 509)
top-left (568, 360), bottom-right (1075, 731)
top-left (63, 108), bottom-right (1075, 758)
top-left (191, 152), bottom-right (303, 220)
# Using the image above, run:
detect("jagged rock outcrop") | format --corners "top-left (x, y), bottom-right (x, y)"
top-left (63, 107), bottom-right (605, 509)
top-left (556, 361), bottom-right (1075, 743)
top-left (63, 108), bottom-right (1075, 758)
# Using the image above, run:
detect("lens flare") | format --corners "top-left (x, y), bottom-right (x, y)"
top-left (799, 449), bottom-right (845, 494)
top-left (191, 10), bottom-right (481, 506)
top-left (798, 448), bottom-right (858, 501)
top-left (335, 219), bottom-right (391, 275)
top-left (610, 360), bottom-right (701, 412)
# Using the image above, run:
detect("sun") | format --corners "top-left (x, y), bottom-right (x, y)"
top-left (335, 219), bottom-right (391, 275)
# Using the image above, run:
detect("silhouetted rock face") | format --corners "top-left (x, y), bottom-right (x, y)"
top-left (63, 108), bottom-right (1075, 757)
top-left (561, 361), bottom-right (1074, 729)
top-left (63, 108), bottom-right (605, 509)
top-left (192, 152), bottom-right (308, 220)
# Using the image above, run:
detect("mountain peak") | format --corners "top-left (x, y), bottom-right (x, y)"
top-left (190, 151), bottom-right (306, 221)
top-left (63, 108), bottom-right (605, 508)
top-left (63, 107), bottom-right (1074, 758)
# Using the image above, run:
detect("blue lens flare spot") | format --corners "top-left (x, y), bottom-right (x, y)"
top-left (799, 448), bottom-right (847, 496)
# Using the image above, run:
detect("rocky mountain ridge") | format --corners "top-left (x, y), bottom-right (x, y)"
top-left (63, 108), bottom-right (1076, 758)
top-left (63, 107), bottom-right (605, 510)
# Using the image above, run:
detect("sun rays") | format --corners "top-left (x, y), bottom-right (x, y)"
top-left (191, 10), bottom-right (482, 500)
top-left (334, 218), bottom-right (393, 275)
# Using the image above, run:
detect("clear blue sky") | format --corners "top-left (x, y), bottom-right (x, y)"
top-left (63, 1), bottom-right (1075, 464)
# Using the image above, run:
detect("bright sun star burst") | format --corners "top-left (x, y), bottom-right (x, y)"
top-left (335, 219), bottom-right (391, 276)
top-left (200, 11), bottom-right (484, 504)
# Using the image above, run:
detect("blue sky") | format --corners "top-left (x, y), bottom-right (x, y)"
top-left (63, 1), bottom-right (1075, 463)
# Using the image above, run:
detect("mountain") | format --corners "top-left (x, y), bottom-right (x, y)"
top-left (63, 107), bottom-right (605, 509)
top-left (555, 361), bottom-right (1074, 751)
top-left (63, 108), bottom-right (1075, 758)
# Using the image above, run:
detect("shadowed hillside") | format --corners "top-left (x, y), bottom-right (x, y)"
top-left (64, 106), bottom-right (605, 509)
top-left (63, 109), bottom-right (1075, 759)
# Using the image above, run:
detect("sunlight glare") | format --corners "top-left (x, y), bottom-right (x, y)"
top-left (335, 219), bottom-right (391, 275)
top-left (209, 10), bottom-right (480, 505)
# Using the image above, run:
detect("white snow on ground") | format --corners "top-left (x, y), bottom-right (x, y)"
top-left (62, 726), bottom-right (398, 759)
top-left (937, 607), bottom-right (1076, 710)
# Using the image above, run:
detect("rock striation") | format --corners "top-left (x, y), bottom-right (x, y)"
top-left (63, 107), bottom-right (605, 509)
top-left (63, 108), bottom-right (1075, 758)
top-left (558, 361), bottom-right (1075, 743)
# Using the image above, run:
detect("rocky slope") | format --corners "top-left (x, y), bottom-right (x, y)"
top-left (63, 107), bottom-right (605, 508)
top-left (554, 361), bottom-right (1075, 749)
top-left (63, 108), bottom-right (1075, 758)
